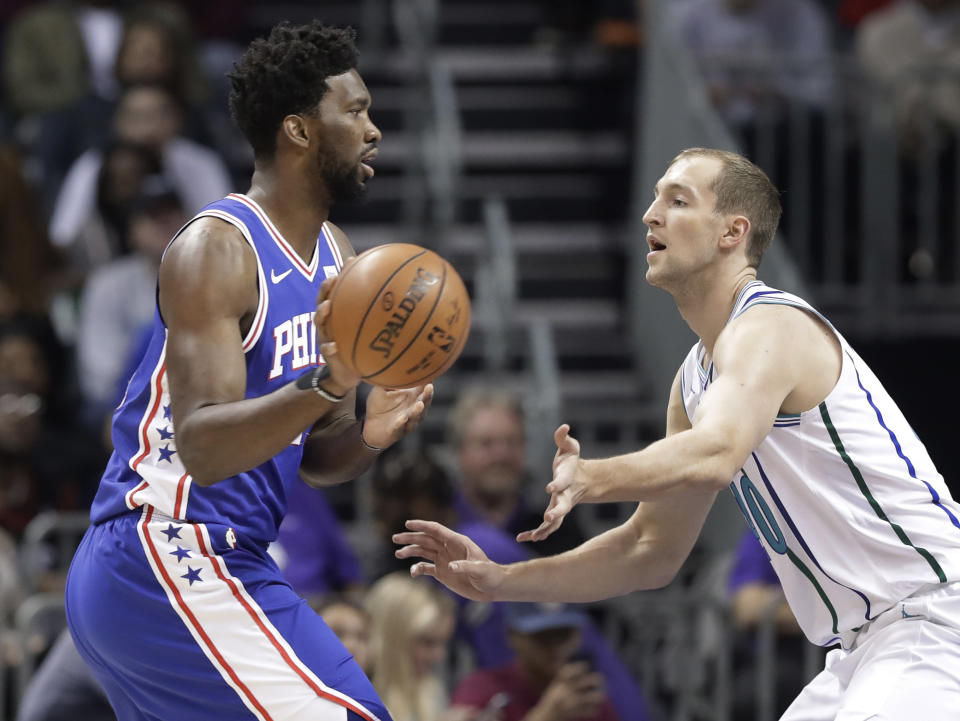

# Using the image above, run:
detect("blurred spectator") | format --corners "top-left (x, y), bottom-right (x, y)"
top-left (838, 0), bottom-right (898, 27)
top-left (269, 478), bottom-right (366, 598)
top-left (32, 3), bottom-right (214, 211)
top-left (49, 82), bottom-right (231, 267)
top-left (728, 530), bottom-right (805, 721)
top-left (0, 318), bottom-right (100, 540)
top-left (2, 0), bottom-right (124, 121)
top-left (370, 449), bottom-right (649, 721)
top-left (669, 0), bottom-right (834, 127)
top-left (365, 572), bottom-right (461, 721)
top-left (0, 145), bottom-right (62, 320)
top-left (76, 176), bottom-right (184, 425)
top-left (50, 140), bottom-right (162, 275)
top-left (451, 602), bottom-right (619, 721)
top-left (369, 446), bottom-right (531, 581)
top-left (310, 595), bottom-right (373, 675)
top-left (855, 0), bottom-right (960, 154)
top-left (449, 388), bottom-right (588, 559)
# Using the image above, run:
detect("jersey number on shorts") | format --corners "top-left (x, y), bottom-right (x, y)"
top-left (730, 473), bottom-right (787, 554)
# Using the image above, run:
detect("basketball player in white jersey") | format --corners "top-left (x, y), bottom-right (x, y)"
top-left (395, 148), bottom-right (960, 720)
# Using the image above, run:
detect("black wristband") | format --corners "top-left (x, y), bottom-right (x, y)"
top-left (296, 366), bottom-right (345, 403)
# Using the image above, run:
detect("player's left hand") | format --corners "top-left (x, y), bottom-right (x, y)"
top-left (361, 383), bottom-right (434, 449)
top-left (517, 424), bottom-right (586, 543)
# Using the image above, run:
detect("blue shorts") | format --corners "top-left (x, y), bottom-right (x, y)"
top-left (65, 506), bottom-right (391, 721)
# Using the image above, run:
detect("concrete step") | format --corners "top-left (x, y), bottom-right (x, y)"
top-left (369, 130), bottom-right (628, 170)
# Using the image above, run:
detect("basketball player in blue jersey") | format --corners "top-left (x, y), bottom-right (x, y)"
top-left (396, 148), bottom-right (960, 720)
top-left (65, 21), bottom-right (430, 721)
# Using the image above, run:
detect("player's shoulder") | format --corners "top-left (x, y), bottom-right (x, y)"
top-left (159, 215), bottom-right (258, 299)
top-left (718, 302), bottom-right (819, 357)
top-left (165, 215), bottom-right (253, 264)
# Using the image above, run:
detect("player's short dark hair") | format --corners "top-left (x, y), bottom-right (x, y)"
top-left (227, 21), bottom-right (359, 159)
top-left (671, 148), bottom-right (782, 268)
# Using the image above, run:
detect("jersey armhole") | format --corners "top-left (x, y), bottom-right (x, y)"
top-left (159, 211), bottom-right (269, 352)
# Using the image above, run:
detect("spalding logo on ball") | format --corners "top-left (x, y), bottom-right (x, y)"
top-left (326, 243), bottom-right (471, 388)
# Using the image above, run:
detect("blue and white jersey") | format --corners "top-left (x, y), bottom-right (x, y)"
top-left (680, 281), bottom-right (960, 648)
top-left (89, 193), bottom-right (346, 545)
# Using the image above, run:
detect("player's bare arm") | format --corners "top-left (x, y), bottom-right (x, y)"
top-left (394, 368), bottom-right (717, 601)
top-left (161, 217), bottom-right (361, 486)
top-left (299, 222), bottom-right (434, 485)
top-left (531, 303), bottom-right (841, 532)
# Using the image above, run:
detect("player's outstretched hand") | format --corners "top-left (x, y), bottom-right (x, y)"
top-left (362, 383), bottom-right (434, 449)
top-left (393, 520), bottom-right (505, 602)
top-left (517, 424), bottom-right (585, 543)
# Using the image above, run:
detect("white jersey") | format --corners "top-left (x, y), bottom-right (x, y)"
top-left (681, 281), bottom-right (960, 648)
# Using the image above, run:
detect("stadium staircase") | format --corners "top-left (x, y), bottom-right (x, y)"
top-left (249, 0), bottom-right (664, 465)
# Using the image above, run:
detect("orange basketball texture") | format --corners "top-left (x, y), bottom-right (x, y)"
top-left (326, 243), bottom-right (471, 388)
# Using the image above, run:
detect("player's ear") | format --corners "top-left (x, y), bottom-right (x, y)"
top-left (280, 114), bottom-right (310, 150)
top-left (720, 215), bottom-right (750, 251)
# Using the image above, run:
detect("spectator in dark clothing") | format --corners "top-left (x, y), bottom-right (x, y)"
top-left (451, 602), bottom-right (623, 721)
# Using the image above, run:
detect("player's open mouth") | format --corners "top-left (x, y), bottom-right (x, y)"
top-left (360, 149), bottom-right (378, 179)
top-left (647, 235), bottom-right (666, 253)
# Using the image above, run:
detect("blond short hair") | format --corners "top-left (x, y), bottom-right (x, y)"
top-left (670, 148), bottom-right (782, 268)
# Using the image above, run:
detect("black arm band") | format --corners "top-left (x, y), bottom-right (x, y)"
top-left (296, 367), bottom-right (345, 403)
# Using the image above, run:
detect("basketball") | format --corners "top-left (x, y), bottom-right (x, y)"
top-left (325, 243), bottom-right (471, 389)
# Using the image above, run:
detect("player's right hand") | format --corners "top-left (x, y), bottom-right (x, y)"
top-left (314, 269), bottom-right (361, 394)
top-left (517, 424), bottom-right (585, 543)
top-left (393, 520), bottom-right (505, 602)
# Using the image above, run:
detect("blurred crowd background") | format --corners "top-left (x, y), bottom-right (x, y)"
top-left (0, 1), bottom-right (959, 720)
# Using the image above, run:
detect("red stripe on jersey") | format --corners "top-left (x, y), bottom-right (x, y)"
top-left (242, 292), bottom-right (268, 352)
top-left (132, 361), bottom-right (167, 471)
top-left (141, 507), bottom-right (274, 721)
top-left (322, 223), bottom-right (343, 269)
top-left (173, 473), bottom-right (190, 518)
top-left (125, 480), bottom-right (149, 510)
top-left (192, 525), bottom-right (380, 721)
top-left (199, 209), bottom-right (268, 352)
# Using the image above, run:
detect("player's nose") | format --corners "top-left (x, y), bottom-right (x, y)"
top-left (365, 120), bottom-right (381, 145)
top-left (642, 200), bottom-right (662, 227)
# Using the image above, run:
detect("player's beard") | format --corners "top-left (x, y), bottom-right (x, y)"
top-left (318, 147), bottom-right (368, 204)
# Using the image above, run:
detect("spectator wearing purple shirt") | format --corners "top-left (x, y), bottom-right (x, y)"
top-left (270, 478), bottom-right (365, 598)
top-left (448, 388), bottom-right (588, 559)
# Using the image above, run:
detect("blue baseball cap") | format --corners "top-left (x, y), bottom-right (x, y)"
top-left (504, 602), bottom-right (587, 634)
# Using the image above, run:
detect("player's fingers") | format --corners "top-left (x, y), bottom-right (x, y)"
top-left (409, 562), bottom-right (437, 579)
top-left (403, 518), bottom-right (457, 538)
top-left (394, 544), bottom-right (436, 561)
top-left (525, 515), bottom-right (561, 542)
top-left (317, 275), bottom-right (338, 302)
top-left (544, 497), bottom-right (572, 524)
top-left (315, 299), bottom-right (332, 327)
top-left (319, 340), bottom-right (339, 359)
top-left (515, 529), bottom-right (537, 543)
top-left (420, 383), bottom-right (434, 409)
top-left (392, 531), bottom-right (443, 552)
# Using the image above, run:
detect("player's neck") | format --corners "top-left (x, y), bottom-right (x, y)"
top-left (676, 270), bottom-right (757, 357)
top-left (246, 167), bottom-right (330, 260)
